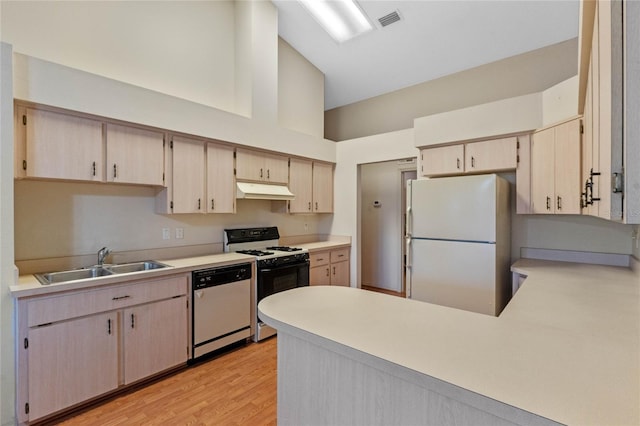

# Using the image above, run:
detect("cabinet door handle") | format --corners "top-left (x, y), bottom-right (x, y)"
top-left (308, 202), bottom-right (311, 211)
top-left (211, 199), bottom-right (215, 210)
top-left (260, 168), bottom-right (263, 178)
top-left (112, 295), bottom-right (131, 301)
top-left (332, 266), bottom-right (336, 275)
top-left (557, 196), bottom-right (562, 210)
top-left (471, 156), bottom-right (475, 168)
top-left (92, 161), bottom-right (96, 176)
top-left (267, 169), bottom-right (270, 179)
top-left (546, 196), bottom-right (551, 211)
top-left (113, 164), bottom-right (117, 178)
top-left (130, 313), bottom-right (135, 329)
top-left (107, 318), bottom-right (112, 335)
top-left (456, 158), bottom-right (460, 169)
top-left (198, 198), bottom-right (201, 210)
top-left (338, 254), bottom-right (344, 258)
top-left (326, 268), bottom-right (329, 277)
top-left (315, 202), bottom-right (318, 210)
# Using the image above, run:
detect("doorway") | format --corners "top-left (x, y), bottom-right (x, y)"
top-left (359, 159), bottom-right (416, 295)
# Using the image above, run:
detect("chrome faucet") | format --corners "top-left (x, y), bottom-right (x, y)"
top-left (97, 247), bottom-right (112, 266)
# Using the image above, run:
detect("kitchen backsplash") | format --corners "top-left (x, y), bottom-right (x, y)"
top-left (14, 180), bottom-right (332, 263)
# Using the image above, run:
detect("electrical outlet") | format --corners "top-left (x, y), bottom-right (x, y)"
top-left (176, 228), bottom-right (184, 239)
top-left (162, 228), bottom-right (170, 240)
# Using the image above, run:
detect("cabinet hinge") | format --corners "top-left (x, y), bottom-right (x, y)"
top-left (516, 140), bottom-right (520, 149)
top-left (22, 160), bottom-right (27, 171)
top-left (580, 122), bottom-right (584, 134)
top-left (22, 115), bottom-right (27, 125)
top-left (517, 154), bottom-right (520, 164)
top-left (163, 139), bottom-right (165, 148)
top-left (233, 168), bottom-right (236, 176)
top-left (288, 159), bottom-right (290, 167)
top-left (170, 140), bottom-right (173, 149)
top-left (162, 172), bottom-right (165, 183)
top-left (170, 201), bottom-right (174, 210)
top-left (233, 151), bottom-right (236, 159)
top-left (25, 403), bottom-right (29, 415)
top-left (24, 337), bottom-right (28, 349)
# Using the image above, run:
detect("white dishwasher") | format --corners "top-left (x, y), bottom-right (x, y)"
top-left (191, 263), bottom-right (252, 360)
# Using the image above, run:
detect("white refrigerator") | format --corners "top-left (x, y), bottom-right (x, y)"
top-left (406, 174), bottom-right (511, 316)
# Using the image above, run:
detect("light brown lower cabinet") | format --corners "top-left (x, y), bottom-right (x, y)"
top-left (309, 247), bottom-right (350, 286)
top-left (17, 275), bottom-right (188, 423)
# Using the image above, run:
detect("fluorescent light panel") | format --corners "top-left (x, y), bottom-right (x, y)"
top-left (299, 0), bottom-right (373, 43)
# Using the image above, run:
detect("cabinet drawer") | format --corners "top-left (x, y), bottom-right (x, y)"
top-left (310, 251), bottom-right (330, 267)
top-left (330, 248), bottom-right (350, 263)
top-left (28, 275), bottom-right (188, 327)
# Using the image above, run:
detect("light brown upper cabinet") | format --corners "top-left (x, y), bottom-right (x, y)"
top-left (420, 145), bottom-right (464, 176)
top-left (105, 124), bottom-right (165, 186)
top-left (464, 137), bottom-right (518, 173)
top-left (236, 148), bottom-right (288, 184)
top-left (530, 118), bottom-right (582, 214)
top-left (288, 158), bottom-right (313, 213)
top-left (16, 107), bottom-right (104, 182)
top-left (420, 137), bottom-right (517, 177)
top-left (169, 136), bottom-right (206, 214)
top-left (312, 162), bottom-right (334, 213)
top-left (206, 143), bottom-right (235, 213)
top-left (158, 137), bottom-right (235, 214)
top-left (580, 0), bottom-right (625, 221)
top-left (288, 159), bottom-right (334, 213)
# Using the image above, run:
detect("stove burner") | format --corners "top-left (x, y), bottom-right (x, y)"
top-left (236, 250), bottom-right (274, 256)
top-left (266, 246), bottom-right (302, 252)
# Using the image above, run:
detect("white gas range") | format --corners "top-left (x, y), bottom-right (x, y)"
top-left (223, 227), bottom-right (310, 341)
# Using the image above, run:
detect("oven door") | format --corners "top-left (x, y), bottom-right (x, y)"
top-left (257, 261), bottom-right (309, 304)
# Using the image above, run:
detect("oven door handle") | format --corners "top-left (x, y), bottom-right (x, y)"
top-left (259, 261), bottom-right (309, 274)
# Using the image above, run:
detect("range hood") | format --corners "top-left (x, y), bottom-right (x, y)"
top-left (236, 182), bottom-right (295, 201)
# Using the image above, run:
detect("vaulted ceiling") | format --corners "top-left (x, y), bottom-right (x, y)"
top-left (273, 0), bottom-right (580, 111)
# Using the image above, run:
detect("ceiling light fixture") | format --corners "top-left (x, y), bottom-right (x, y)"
top-left (298, 0), bottom-right (373, 43)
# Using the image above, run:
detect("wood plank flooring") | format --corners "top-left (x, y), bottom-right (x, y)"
top-left (52, 338), bottom-right (277, 425)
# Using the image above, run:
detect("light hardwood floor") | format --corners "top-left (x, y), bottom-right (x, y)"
top-left (50, 338), bottom-right (277, 425)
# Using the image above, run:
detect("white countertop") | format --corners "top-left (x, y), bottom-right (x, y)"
top-left (10, 240), bottom-right (351, 298)
top-left (258, 259), bottom-right (640, 426)
top-left (10, 252), bottom-right (255, 298)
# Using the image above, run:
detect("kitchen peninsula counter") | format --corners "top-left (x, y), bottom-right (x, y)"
top-left (258, 259), bottom-right (639, 426)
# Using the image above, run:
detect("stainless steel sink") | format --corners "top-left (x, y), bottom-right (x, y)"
top-left (35, 267), bottom-right (114, 285)
top-left (106, 261), bottom-right (169, 274)
top-left (34, 261), bottom-right (170, 285)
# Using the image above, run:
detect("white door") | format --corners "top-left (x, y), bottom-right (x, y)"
top-left (408, 239), bottom-right (497, 316)
top-left (409, 175), bottom-right (497, 242)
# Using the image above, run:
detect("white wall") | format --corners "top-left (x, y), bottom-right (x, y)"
top-left (361, 161), bottom-right (415, 291)
top-left (278, 38), bottom-right (324, 138)
top-left (334, 129), bottom-right (419, 286)
top-left (14, 180), bottom-right (327, 262)
top-left (542, 75), bottom-right (579, 125)
top-left (414, 92), bottom-right (542, 147)
top-left (1, 1), bottom-right (237, 112)
top-left (0, 42), bottom-right (15, 426)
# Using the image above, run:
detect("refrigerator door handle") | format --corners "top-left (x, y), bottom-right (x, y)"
top-left (405, 236), bottom-right (412, 268)
top-left (406, 205), bottom-right (412, 238)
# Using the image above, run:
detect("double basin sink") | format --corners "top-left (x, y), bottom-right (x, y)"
top-left (34, 261), bottom-right (170, 285)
